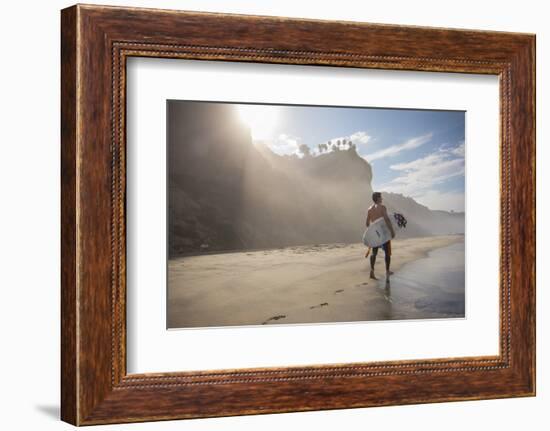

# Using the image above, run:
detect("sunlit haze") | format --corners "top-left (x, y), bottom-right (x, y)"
top-left (235, 104), bottom-right (281, 141)
top-left (232, 103), bottom-right (464, 212)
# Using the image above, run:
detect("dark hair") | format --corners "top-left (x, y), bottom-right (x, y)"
top-left (372, 192), bottom-right (382, 203)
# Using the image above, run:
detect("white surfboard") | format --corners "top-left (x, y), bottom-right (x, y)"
top-left (362, 217), bottom-right (392, 248)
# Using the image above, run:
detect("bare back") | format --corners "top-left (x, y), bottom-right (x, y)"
top-left (367, 204), bottom-right (385, 225)
top-left (367, 203), bottom-right (395, 237)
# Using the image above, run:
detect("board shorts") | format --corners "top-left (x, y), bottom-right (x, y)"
top-left (373, 240), bottom-right (391, 256)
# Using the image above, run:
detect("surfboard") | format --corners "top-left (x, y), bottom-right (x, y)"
top-left (362, 217), bottom-right (392, 248)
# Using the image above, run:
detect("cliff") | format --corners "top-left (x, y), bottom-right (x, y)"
top-left (168, 102), bottom-right (464, 256)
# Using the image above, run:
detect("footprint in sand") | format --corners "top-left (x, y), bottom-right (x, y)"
top-left (355, 282), bottom-right (369, 287)
top-left (262, 314), bottom-right (286, 325)
top-left (310, 302), bottom-right (329, 309)
top-left (334, 289), bottom-right (344, 294)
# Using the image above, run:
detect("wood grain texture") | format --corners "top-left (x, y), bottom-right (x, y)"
top-left (60, 4), bottom-right (536, 426)
top-left (60, 5), bottom-right (78, 425)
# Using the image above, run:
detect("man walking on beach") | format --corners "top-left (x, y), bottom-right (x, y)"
top-left (366, 192), bottom-right (395, 280)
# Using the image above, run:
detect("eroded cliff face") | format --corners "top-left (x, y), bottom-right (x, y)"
top-left (168, 102), bottom-right (463, 256)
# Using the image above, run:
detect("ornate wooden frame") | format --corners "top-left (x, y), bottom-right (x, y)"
top-left (61, 4), bottom-right (535, 425)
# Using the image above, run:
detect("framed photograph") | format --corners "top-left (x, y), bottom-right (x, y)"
top-left (61, 4), bottom-right (535, 425)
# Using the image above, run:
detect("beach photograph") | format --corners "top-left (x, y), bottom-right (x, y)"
top-left (167, 100), bottom-right (465, 329)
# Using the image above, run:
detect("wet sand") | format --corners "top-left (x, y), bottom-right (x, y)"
top-left (365, 241), bottom-right (465, 320)
top-left (167, 235), bottom-right (464, 329)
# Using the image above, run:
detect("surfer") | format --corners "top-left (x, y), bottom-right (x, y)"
top-left (366, 192), bottom-right (395, 280)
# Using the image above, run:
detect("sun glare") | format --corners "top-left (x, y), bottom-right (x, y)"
top-left (235, 104), bottom-right (280, 141)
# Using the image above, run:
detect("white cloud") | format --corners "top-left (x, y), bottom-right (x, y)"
top-left (261, 133), bottom-right (301, 156)
top-left (317, 131), bottom-right (372, 154)
top-left (385, 156), bottom-right (464, 196)
top-left (328, 131), bottom-right (371, 146)
top-left (348, 131), bottom-right (372, 146)
top-left (449, 140), bottom-right (465, 157)
top-left (379, 142), bottom-right (465, 211)
top-left (364, 133), bottom-right (433, 162)
top-left (267, 130), bottom-right (373, 157)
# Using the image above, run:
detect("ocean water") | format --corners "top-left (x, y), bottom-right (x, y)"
top-left (373, 239), bottom-right (465, 320)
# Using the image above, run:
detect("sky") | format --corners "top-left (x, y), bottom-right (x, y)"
top-left (234, 103), bottom-right (465, 212)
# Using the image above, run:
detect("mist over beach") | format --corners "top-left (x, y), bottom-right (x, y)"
top-left (167, 101), bottom-right (466, 328)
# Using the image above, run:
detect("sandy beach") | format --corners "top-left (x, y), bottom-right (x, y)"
top-left (167, 235), bottom-right (464, 328)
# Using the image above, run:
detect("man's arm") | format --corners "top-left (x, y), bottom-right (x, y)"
top-left (382, 206), bottom-right (396, 238)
